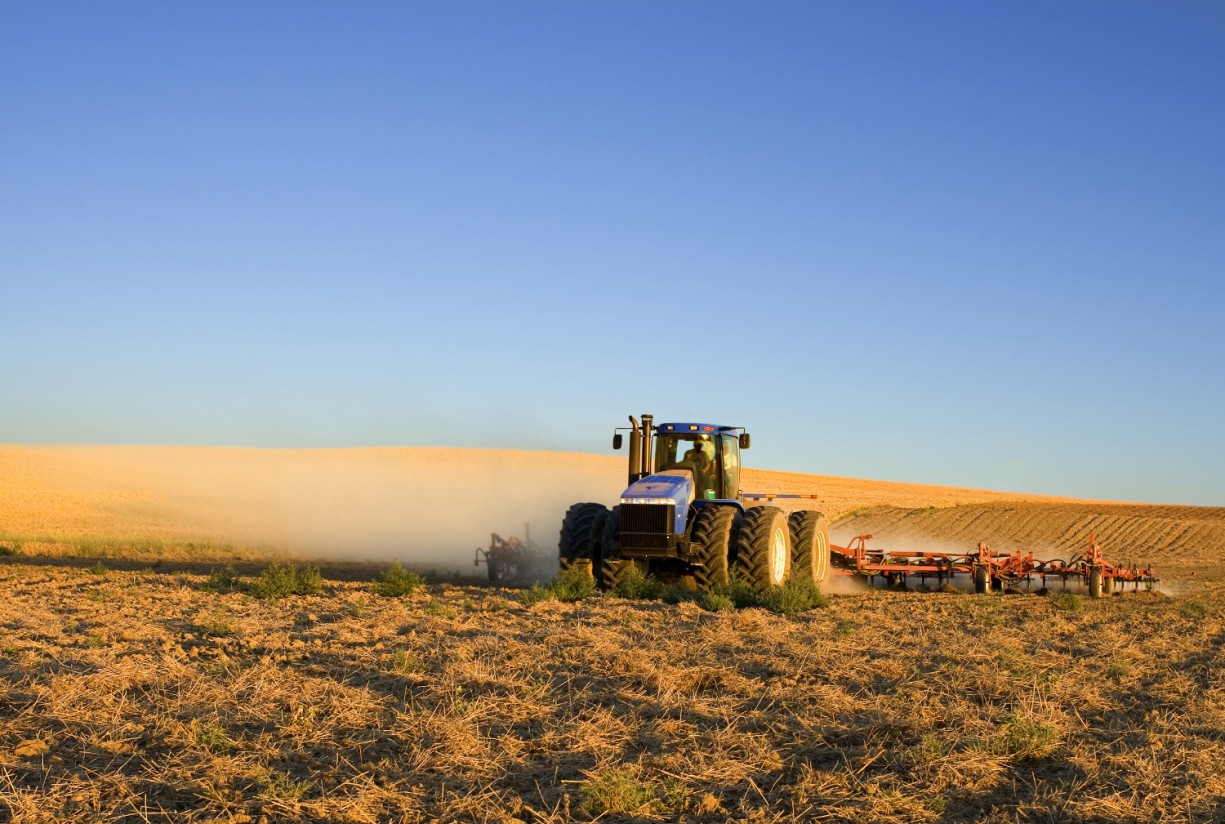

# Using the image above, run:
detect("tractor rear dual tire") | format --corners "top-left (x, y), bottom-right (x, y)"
top-left (736, 506), bottom-right (792, 591)
top-left (789, 510), bottom-right (830, 585)
top-left (559, 502), bottom-right (609, 583)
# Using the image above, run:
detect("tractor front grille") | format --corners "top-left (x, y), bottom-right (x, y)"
top-left (619, 503), bottom-right (673, 551)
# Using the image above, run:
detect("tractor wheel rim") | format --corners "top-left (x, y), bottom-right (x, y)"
top-left (770, 527), bottom-right (787, 583)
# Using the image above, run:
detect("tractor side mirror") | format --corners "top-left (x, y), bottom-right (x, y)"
top-left (613, 433), bottom-right (623, 450)
top-left (739, 433), bottom-right (751, 449)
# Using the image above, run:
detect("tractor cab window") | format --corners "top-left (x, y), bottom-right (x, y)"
top-left (654, 434), bottom-right (718, 500)
top-left (719, 434), bottom-right (740, 499)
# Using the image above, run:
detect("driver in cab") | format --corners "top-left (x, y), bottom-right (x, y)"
top-left (682, 438), bottom-right (717, 500)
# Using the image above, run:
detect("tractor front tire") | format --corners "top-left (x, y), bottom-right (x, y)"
top-left (690, 505), bottom-right (738, 590)
top-left (559, 502), bottom-right (608, 583)
top-left (597, 506), bottom-right (623, 589)
top-left (602, 558), bottom-right (649, 592)
top-left (737, 506), bottom-right (792, 591)
top-left (789, 510), bottom-right (830, 585)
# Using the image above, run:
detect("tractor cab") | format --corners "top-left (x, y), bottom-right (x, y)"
top-left (613, 415), bottom-right (749, 504)
top-left (652, 423), bottom-right (742, 501)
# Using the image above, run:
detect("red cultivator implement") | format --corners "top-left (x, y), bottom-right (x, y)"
top-left (830, 532), bottom-right (1156, 597)
top-left (474, 527), bottom-right (550, 584)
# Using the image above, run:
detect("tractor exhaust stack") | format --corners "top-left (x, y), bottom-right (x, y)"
top-left (627, 416), bottom-right (643, 485)
top-left (640, 413), bottom-right (654, 478)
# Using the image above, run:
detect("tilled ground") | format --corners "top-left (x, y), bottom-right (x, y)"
top-left (833, 501), bottom-right (1225, 583)
top-left (1, 560), bottom-right (1223, 823)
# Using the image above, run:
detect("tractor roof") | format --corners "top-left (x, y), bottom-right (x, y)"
top-left (656, 422), bottom-right (737, 435)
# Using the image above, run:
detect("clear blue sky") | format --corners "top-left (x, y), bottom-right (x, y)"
top-left (2, 2), bottom-right (1222, 505)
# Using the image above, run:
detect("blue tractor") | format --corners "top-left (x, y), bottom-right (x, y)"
top-left (559, 413), bottom-right (831, 591)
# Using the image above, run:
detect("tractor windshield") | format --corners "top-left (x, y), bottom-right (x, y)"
top-left (654, 434), bottom-right (720, 500)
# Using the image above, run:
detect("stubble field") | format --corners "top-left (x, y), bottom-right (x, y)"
top-left (1, 446), bottom-right (1222, 822)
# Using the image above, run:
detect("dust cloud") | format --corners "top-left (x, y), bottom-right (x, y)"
top-left (258, 452), bottom-right (624, 571)
top-left (820, 573), bottom-right (870, 595)
top-left (41, 447), bottom-right (626, 573)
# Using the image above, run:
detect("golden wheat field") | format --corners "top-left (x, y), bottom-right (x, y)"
top-left (1, 445), bottom-right (1223, 822)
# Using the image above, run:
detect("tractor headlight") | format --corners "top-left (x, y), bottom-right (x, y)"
top-left (620, 497), bottom-right (676, 506)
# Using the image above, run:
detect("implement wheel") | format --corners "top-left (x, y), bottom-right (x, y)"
top-left (1089, 567), bottom-right (1103, 599)
top-left (789, 510), bottom-right (830, 585)
top-left (691, 505), bottom-right (738, 590)
top-left (974, 565), bottom-right (990, 594)
top-left (1102, 574), bottom-right (1114, 596)
top-left (559, 502), bottom-right (608, 582)
top-left (487, 555), bottom-right (505, 583)
top-left (737, 506), bottom-right (791, 591)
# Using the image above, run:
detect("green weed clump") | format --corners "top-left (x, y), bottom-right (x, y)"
top-left (373, 561), bottom-right (425, 597)
top-left (905, 733), bottom-right (946, 767)
top-left (519, 583), bottom-right (552, 606)
top-left (579, 768), bottom-right (687, 817)
top-left (194, 723), bottom-right (235, 752)
top-left (86, 562), bottom-right (108, 577)
top-left (199, 607), bottom-right (240, 638)
top-left (248, 765), bottom-right (312, 800)
top-left (726, 577), bottom-right (762, 609)
top-left (247, 562), bottom-right (322, 599)
top-left (609, 564), bottom-right (663, 599)
top-left (696, 576), bottom-right (828, 615)
top-left (995, 710), bottom-right (1059, 759)
top-left (421, 598), bottom-right (456, 618)
top-left (1050, 592), bottom-right (1084, 612)
top-left (698, 592), bottom-right (736, 612)
top-left (87, 586), bottom-right (116, 603)
top-left (551, 565), bottom-right (596, 602)
top-left (203, 565), bottom-right (241, 592)
top-left (1180, 599), bottom-right (1212, 619)
top-left (761, 577), bottom-right (829, 615)
top-left (661, 583), bottom-right (697, 605)
top-left (387, 650), bottom-right (425, 674)
top-left (517, 565), bottom-right (597, 605)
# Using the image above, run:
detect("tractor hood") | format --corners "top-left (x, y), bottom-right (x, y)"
top-left (621, 469), bottom-right (695, 505)
top-left (620, 470), bottom-right (694, 534)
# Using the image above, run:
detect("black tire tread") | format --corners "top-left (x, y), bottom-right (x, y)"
top-left (602, 558), bottom-right (648, 591)
top-left (597, 507), bottom-right (623, 589)
top-left (789, 510), bottom-right (830, 584)
top-left (558, 502), bottom-right (608, 581)
top-left (736, 506), bottom-right (791, 591)
top-left (690, 505), bottom-right (738, 590)
top-left (974, 565), bottom-right (989, 594)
